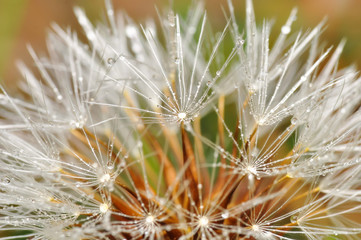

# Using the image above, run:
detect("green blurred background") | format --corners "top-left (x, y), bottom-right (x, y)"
top-left (1, 0), bottom-right (360, 90)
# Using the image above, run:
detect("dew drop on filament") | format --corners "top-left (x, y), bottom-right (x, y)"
top-left (221, 211), bottom-right (229, 219)
top-left (107, 58), bottom-right (115, 65)
top-left (198, 216), bottom-right (209, 227)
top-left (290, 215), bottom-right (298, 223)
top-left (2, 177), bottom-right (10, 185)
top-left (281, 25), bottom-right (291, 35)
top-left (56, 95), bottom-right (63, 101)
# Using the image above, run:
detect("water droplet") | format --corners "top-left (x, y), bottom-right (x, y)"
top-left (247, 173), bottom-right (255, 190)
top-left (198, 216), bottom-right (208, 226)
top-left (221, 211), bottom-right (229, 219)
top-left (100, 173), bottom-right (111, 183)
top-left (291, 117), bottom-right (298, 125)
top-left (290, 215), bottom-right (298, 223)
top-left (106, 162), bottom-right (114, 170)
top-left (107, 58), bottom-right (115, 65)
top-left (178, 112), bottom-right (186, 120)
top-left (107, 9), bottom-right (114, 16)
top-left (99, 203), bottom-right (109, 213)
top-left (2, 177), bottom-right (10, 185)
top-left (281, 25), bottom-right (291, 35)
top-left (125, 26), bottom-right (137, 38)
top-left (145, 215), bottom-right (155, 224)
top-left (56, 95), bottom-right (63, 101)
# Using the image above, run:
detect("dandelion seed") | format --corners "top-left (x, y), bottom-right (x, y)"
top-left (99, 203), bottom-right (109, 213)
top-left (145, 215), bottom-right (155, 224)
top-left (198, 216), bottom-right (209, 227)
top-left (251, 224), bottom-right (259, 231)
top-left (99, 173), bottom-right (111, 183)
top-left (177, 112), bottom-right (187, 121)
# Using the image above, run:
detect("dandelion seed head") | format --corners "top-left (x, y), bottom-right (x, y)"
top-left (251, 224), bottom-right (260, 231)
top-left (198, 216), bottom-right (209, 227)
top-left (246, 165), bottom-right (258, 175)
top-left (99, 203), bottom-right (109, 213)
top-left (145, 215), bottom-right (155, 224)
top-left (257, 118), bottom-right (266, 125)
top-left (99, 173), bottom-right (111, 183)
top-left (177, 112), bottom-right (187, 120)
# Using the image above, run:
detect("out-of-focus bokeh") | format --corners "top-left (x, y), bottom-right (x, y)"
top-left (1, 0), bottom-right (361, 90)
